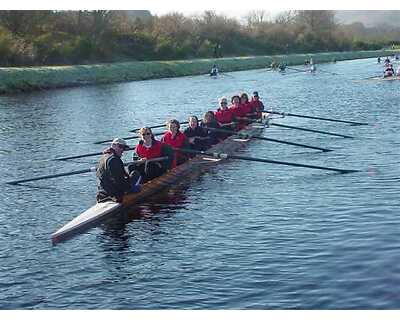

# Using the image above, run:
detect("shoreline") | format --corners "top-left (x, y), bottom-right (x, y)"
top-left (0, 50), bottom-right (395, 94)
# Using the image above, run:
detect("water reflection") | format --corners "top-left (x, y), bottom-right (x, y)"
top-left (98, 181), bottom-right (191, 251)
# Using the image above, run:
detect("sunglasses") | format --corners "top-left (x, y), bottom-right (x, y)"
top-left (143, 132), bottom-right (152, 136)
top-left (220, 102), bottom-right (227, 105)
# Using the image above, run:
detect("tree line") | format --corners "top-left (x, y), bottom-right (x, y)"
top-left (0, 10), bottom-right (398, 67)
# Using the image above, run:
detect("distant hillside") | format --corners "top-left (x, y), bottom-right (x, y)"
top-left (335, 10), bottom-right (400, 27)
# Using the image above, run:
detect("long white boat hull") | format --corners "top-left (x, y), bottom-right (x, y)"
top-left (52, 201), bottom-right (122, 243)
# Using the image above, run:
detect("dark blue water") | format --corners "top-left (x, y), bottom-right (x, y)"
top-left (1, 58), bottom-right (399, 309)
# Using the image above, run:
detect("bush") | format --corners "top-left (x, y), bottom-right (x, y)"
top-left (114, 32), bottom-right (156, 60)
top-left (0, 26), bottom-right (35, 66)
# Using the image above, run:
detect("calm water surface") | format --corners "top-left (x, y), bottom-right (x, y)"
top-left (0, 58), bottom-right (399, 309)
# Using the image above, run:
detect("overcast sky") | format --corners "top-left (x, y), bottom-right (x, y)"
top-left (3, 0), bottom-right (399, 10)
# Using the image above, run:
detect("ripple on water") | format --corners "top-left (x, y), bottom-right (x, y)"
top-left (1, 57), bottom-right (400, 309)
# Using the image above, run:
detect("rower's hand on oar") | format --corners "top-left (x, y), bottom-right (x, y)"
top-left (134, 158), bottom-right (147, 165)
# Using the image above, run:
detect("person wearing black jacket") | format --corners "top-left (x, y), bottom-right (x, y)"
top-left (96, 138), bottom-right (140, 203)
top-left (183, 116), bottom-right (208, 151)
top-left (201, 111), bottom-right (222, 148)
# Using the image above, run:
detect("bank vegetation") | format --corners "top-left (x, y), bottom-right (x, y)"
top-left (0, 10), bottom-right (399, 67)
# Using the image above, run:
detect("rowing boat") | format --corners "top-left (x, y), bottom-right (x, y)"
top-left (369, 75), bottom-right (400, 81)
top-left (51, 121), bottom-right (266, 244)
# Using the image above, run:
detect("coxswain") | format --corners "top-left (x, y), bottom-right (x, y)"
top-left (278, 63), bottom-right (286, 72)
top-left (96, 138), bottom-right (141, 203)
top-left (249, 91), bottom-right (265, 119)
top-left (132, 127), bottom-right (173, 182)
top-left (210, 64), bottom-right (219, 77)
top-left (214, 97), bottom-right (235, 132)
top-left (377, 56), bottom-right (381, 64)
top-left (161, 119), bottom-right (189, 167)
top-left (183, 115), bottom-right (208, 151)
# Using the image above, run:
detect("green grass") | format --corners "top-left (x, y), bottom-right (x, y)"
top-left (0, 49), bottom-right (397, 94)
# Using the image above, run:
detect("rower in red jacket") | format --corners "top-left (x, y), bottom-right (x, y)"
top-left (249, 91), bottom-right (265, 119)
top-left (161, 119), bottom-right (189, 167)
top-left (133, 127), bottom-right (173, 182)
top-left (214, 97), bottom-right (235, 134)
top-left (229, 95), bottom-right (248, 130)
top-left (240, 93), bottom-right (254, 117)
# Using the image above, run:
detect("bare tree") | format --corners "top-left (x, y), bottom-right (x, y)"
top-left (0, 11), bottom-right (53, 36)
top-left (296, 10), bottom-right (336, 34)
top-left (245, 10), bottom-right (268, 26)
top-left (274, 11), bottom-right (296, 25)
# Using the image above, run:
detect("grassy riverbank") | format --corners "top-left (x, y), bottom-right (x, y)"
top-left (0, 50), bottom-right (396, 94)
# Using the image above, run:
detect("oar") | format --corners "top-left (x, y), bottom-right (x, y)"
top-left (6, 167), bottom-right (99, 185)
top-left (205, 126), bottom-right (332, 152)
top-left (54, 147), bottom-right (135, 161)
top-left (129, 121), bottom-right (189, 133)
top-left (94, 132), bottom-right (164, 145)
top-left (176, 148), bottom-right (359, 174)
top-left (220, 73), bottom-right (235, 78)
top-left (265, 111), bottom-right (369, 126)
top-left (286, 66), bottom-right (308, 73)
top-left (256, 67), bottom-right (272, 73)
top-left (363, 74), bottom-right (382, 80)
top-left (269, 123), bottom-right (354, 138)
top-left (6, 157), bottom-right (168, 185)
top-left (318, 69), bottom-right (339, 76)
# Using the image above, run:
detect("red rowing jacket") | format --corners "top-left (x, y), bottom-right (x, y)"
top-left (229, 104), bottom-right (249, 129)
top-left (214, 108), bottom-right (234, 124)
top-left (135, 139), bottom-right (163, 159)
top-left (240, 102), bottom-right (253, 116)
top-left (161, 131), bottom-right (187, 167)
top-left (249, 99), bottom-right (265, 119)
top-left (229, 104), bottom-right (247, 118)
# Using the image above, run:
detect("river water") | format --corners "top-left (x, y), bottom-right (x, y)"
top-left (0, 57), bottom-right (399, 309)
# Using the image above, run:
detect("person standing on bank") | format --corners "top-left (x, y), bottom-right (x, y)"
top-left (96, 138), bottom-right (141, 203)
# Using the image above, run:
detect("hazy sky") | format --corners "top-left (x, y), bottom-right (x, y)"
top-left (4, 0), bottom-right (398, 10)
top-left (149, 10), bottom-right (281, 22)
